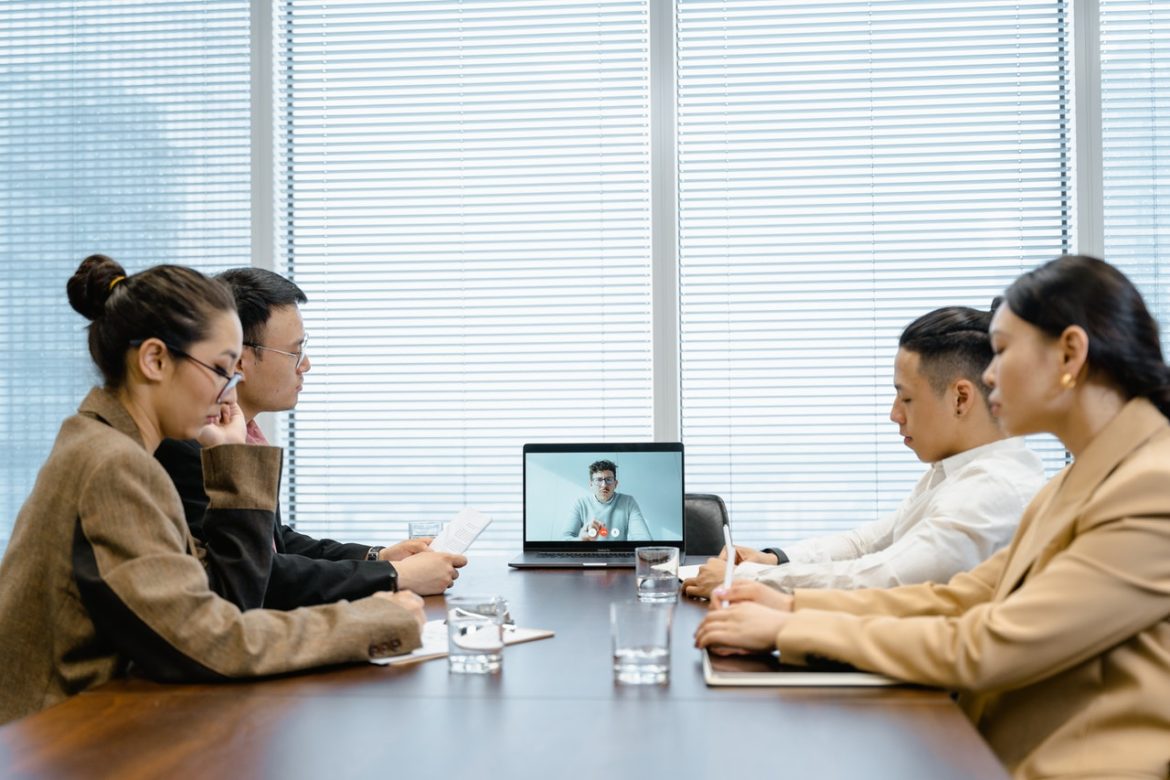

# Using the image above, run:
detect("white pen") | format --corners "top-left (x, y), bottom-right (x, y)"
top-left (720, 523), bottom-right (735, 608)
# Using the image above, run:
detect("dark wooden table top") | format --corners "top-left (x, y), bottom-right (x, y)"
top-left (0, 557), bottom-right (1009, 779)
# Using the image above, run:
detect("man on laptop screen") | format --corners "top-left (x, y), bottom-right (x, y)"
top-left (511, 443), bottom-right (683, 568)
top-left (562, 460), bottom-right (650, 541)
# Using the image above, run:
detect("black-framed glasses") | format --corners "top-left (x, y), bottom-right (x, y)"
top-left (591, 477), bottom-right (616, 486)
top-left (244, 336), bottom-right (308, 370)
top-left (131, 339), bottom-right (244, 404)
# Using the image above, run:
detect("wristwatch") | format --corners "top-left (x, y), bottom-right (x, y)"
top-left (762, 547), bottom-right (789, 565)
top-left (365, 546), bottom-right (385, 561)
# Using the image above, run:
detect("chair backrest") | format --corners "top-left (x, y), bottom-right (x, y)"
top-left (684, 493), bottom-right (729, 556)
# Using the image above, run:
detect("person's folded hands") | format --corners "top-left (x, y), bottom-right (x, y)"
top-left (372, 590), bottom-right (426, 630)
top-left (712, 580), bottom-right (794, 612)
top-left (392, 552), bottom-right (467, 595)
top-left (694, 601), bottom-right (790, 653)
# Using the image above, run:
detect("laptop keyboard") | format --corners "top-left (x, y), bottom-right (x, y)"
top-left (531, 551), bottom-right (632, 559)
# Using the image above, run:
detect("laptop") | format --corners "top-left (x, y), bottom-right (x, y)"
top-left (509, 442), bottom-right (685, 568)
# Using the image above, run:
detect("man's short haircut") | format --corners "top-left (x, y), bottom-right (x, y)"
top-left (589, 460), bottom-right (618, 478)
top-left (216, 268), bottom-right (308, 345)
top-left (898, 302), bottom-right (999, 400)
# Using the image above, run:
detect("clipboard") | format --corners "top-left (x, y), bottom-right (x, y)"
top-left (702, 648), bottom-right (903, 687)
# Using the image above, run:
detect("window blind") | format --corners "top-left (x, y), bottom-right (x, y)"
top-left (278, 1), bottom-right (653, 549)
top-left (0, 1), bottom-right (253, 552)
top-left (676, 0), bottom-right (1072, 547)
top-left (1100, 0), bottom-right (1170, 341)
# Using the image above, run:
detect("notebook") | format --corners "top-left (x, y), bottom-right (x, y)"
top-left (509, 442), bottom-right (685, 568)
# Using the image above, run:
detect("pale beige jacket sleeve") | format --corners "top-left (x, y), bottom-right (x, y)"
top-left (775, 469), bottom-right (1170, 693)
top-left (76, 443), bottom-right (421, 681)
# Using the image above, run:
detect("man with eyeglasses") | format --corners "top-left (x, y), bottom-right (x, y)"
top-left (561, 460), bottom-right (650, 541)
top-left (156, 268), bottom-right (466, 609)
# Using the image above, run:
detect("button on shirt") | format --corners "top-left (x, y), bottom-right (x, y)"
top-left (745, 437), bottom-right (1047, 591)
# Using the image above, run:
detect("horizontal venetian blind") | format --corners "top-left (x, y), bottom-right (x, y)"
top-left (676, 0), bottom-right (1071, 547)
top-left (0, 1), bottom-right (252, 553)
top-left (278, 1), bottom-right (653, 549)
top-left (1100, 1), bottom-right (1170, 342)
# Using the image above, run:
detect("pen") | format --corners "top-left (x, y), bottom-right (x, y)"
top-left (721, 523), bottom-right (735, 608)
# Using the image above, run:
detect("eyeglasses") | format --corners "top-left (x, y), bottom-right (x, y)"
top-left (591, 477), bottom-right (616, 486)
top-left (132, 339), bottom-right (244, 404)
top-left (245, 336), bottom-right (308, 370)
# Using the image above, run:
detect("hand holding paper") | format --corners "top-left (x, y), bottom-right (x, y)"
top-left (430, 508), bottom-right (492, 554)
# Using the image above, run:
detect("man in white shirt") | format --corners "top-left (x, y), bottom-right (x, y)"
top-left (682, 304), bottom-right (1046, 598)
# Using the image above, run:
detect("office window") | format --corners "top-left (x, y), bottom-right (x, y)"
top-left (0, 1), bottom-right (253, 551)
top-left (676, 1), bottom-right (1072, 543)
top-left (1101, 1), bottom-right (1170, 339)
top-left (278, 1), bottom-right (653, 548)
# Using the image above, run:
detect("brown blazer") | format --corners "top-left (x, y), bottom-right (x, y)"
top-left (0, 388), bottom-right (420, 725)
top-left (778, 398), bottom-right (1170, 779)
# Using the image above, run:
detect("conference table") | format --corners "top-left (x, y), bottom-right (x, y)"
top-left (0, 556), bottom-right (1009, 779)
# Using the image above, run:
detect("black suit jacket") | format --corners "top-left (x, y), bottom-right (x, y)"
top-left (155, 438), bottom-right (397, 609)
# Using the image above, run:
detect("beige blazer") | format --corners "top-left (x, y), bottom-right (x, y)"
top-left (0, 388), bottom-right (420, 725)
top-left (779, 398), bottom-right (1170, 779)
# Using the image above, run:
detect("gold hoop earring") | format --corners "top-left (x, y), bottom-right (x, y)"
top-left (1060, 373), bottom-right (1077, 390)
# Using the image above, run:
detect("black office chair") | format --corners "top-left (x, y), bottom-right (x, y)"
top-left (684, 493), bottom-right (729, 557)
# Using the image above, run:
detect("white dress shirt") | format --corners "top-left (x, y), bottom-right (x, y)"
top-left (744, 437), bottom-right (1047, 592)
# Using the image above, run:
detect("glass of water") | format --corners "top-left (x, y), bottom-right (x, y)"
top-left (409, 520), bottom-right (443, 539)
top-left (446, 595), bottom-right (508, 674)
top-left (635, 546), bottom-right (679, 603)
top-left (610, 600), bottom-right (672, 685)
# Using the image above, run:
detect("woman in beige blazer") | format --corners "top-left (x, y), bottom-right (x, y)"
top-left (0, 255), bottom-right (424, 725)
top-left (696, 255), bottom-right (1170, 779)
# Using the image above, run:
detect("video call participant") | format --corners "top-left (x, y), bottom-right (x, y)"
top-left (155, 268), bottom-right (465, 609)
top-left (695, 256), bottom-right (1170, 780)
top-left (561, 460), bottom-right (650, 541)
top-left (0, 256), bottom-right (424, 726)
top-left (683, 305), bottom-right (1046, 598)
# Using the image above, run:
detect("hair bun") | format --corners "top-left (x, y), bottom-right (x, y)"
top-left (67, 254), bottom-right (128, 321)
top-left (989, 295), bottom-right (1004, 313)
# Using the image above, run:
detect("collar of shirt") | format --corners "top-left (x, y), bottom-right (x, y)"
top-left (929, 437), bottom-right (1027, 489)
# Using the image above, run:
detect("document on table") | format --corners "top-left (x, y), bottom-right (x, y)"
top-left (677, 561), bottom-right (773, 582)
top-left (370, 620), bottom-right (555, 666)
top-left (429, 508), bottom-right (492, 554)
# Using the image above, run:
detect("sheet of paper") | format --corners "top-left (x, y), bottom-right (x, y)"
top-left (676, 560), bottom-right (773, 582)
top-left (735, 561), bottom-right (774, 577)
top-left (429, 508), bottom-right (491, 554)
top-left (370, 619), bottom-right (555, 666)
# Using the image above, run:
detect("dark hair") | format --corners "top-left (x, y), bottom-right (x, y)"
top-left (66, 254), bottom-right (237, 388)
top-left (216, 268), bottom-right (307, 346)
top-left (899, 304), bottom-right (998, 401)
top-left (1004, 254), bottom-right (1170, 419)
top-left (589, 460), bottom-right (617, 478)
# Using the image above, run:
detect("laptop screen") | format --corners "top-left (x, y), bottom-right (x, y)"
top-left (523, 443), bottom-right (684, 547)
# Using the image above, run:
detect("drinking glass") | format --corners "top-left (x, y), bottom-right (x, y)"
top-left (447, 595), bottom-right (508, 674)
top-left (610, 600), bottom-right (672, 684)
top-left (635, 546), bottom-right (679, 603)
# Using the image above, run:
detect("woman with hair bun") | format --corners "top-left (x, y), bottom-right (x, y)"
top-left (0, 255), bottom-right (424, 725)
top-left (696, 255), bottom-right (1170, 778)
